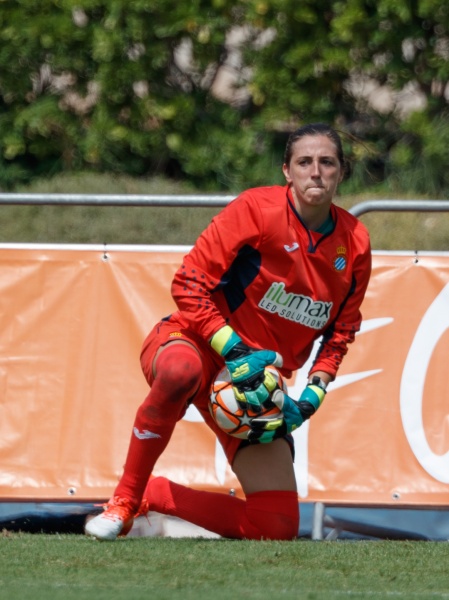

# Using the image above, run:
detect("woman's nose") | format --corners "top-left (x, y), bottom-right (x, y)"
top-left (311, 160), bottom-right (321, 177)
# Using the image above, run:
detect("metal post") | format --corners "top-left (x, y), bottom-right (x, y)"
top-left (312, 502), bottom-right (325, 540)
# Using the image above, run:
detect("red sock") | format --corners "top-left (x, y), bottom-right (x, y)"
top-left (144, 477), bottom-right (299, 540)
top-left (114, 345), bottom-right (203, 510)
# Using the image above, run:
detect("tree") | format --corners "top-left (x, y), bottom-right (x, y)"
top-left (0, 0), bottom-right (259, 188)
top-left (244, 0), bottom-right (449, 193)
top-left (0, 0), bottom-right (448, 193)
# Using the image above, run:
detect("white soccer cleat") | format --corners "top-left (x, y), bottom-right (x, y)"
top-left (85, 496), bottom-right (135, 541)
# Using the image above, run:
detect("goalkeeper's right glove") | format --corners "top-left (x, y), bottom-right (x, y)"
top-left (248, 378), bottom-right (327, 443)
top-left (210, 325), bottom-right (283, 411)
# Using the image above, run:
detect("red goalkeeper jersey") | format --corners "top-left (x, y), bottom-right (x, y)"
top-left (169, 185), bottom-right (371, 379)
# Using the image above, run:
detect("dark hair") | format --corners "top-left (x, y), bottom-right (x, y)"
top-left (284, 123), bottom-right (349, 178)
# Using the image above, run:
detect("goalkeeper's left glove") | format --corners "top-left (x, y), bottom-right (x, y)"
top-left (210, 325), bottom-right (283, 411)
top-left (248, 376), bottom-right (327, 443)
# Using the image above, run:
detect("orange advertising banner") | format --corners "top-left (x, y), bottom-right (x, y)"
top-left (0, 245), bottom-right (448, 507)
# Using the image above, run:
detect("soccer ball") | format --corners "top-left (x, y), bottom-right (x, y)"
top-left (209, 366), bottom-right (286, 439)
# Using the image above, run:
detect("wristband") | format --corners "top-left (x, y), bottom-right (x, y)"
top-left (308, 375), bottom-right (328, 392)
top-left (210, 325), bottom-right (240, 357)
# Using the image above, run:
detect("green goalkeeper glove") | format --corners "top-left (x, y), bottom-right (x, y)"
top-left (210, 325), bottom-right (283, 411)
top-left (248, 377), bottom-right (327, 443)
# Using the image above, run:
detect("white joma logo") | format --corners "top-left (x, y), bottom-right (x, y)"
top-left (133, 427), bottom-right (161, 440)
top-left (284, 242), bottom-right (299, 253)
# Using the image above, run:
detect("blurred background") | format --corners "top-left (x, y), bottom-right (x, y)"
top-left (1, 0), bottom-right (449, 249)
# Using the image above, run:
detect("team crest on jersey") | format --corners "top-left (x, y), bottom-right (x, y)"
top-left (333, 245), bottom-right (347, 272)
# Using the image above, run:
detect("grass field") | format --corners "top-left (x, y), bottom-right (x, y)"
top-left (0, 172), bottom-right (448, 250)
top-left (1, 532), bottom-right (448, 600)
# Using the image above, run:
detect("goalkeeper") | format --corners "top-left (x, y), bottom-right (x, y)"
top-left (85, 123), bottom-right (371, 541)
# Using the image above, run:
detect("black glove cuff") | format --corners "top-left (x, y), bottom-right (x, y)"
top-left (296, 401), bottom-right (316, 419)
top-left (224, 341), bottom-right (252, 360)
top-left (308, 375), bottom-right (328, 392)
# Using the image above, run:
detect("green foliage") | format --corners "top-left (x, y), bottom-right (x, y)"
top-left (0, 1), bottom-right (449, 194)
top-left (382, 111), bottom-right (449, 195)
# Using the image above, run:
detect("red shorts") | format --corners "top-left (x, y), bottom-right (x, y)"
top-left (140, 317), bottom-right (245, 465)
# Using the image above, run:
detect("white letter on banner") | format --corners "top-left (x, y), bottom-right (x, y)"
top-left (400, 282), bottom-right (449, 483)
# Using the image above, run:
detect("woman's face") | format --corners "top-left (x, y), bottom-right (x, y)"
top-left (282, 134), bottom-right (343, 211)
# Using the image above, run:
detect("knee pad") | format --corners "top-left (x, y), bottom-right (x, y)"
top-left (138, 345), bottom-right (203, 425)
top-left (153, 344), bottom-right (203, 401)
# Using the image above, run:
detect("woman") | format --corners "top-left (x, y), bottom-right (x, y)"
top-left (85, 123), bottom-right (371, 541)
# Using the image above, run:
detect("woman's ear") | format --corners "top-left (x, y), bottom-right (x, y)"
top-left (282, 163), bottom-right (291, 183)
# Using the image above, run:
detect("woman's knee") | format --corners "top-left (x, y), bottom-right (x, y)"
top-left (153, 343), bottom-right (203, 398)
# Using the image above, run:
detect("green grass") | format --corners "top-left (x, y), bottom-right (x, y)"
top-left (0, 172), bottom-right (448, 250)
top-left (0, 533), bottom-right (448, 600)
top-left (0, 173), bottom-right (220, 246)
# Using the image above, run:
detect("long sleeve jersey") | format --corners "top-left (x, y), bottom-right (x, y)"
top-left (169, 185), bottom-right (371, 379)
